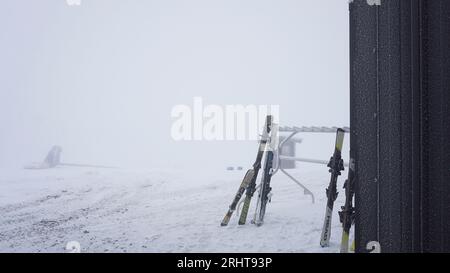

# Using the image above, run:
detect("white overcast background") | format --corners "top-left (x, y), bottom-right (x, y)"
top-left (0, 0), bottom-right (349, 171)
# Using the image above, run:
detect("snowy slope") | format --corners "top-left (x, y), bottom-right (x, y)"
top-left (0, 165), bottom-right (350, 253)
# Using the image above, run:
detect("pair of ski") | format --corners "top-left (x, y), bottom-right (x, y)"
top-left (319, 128), bottom-right (355, 253)
top-left (221, 115), bottom-right (274, 227)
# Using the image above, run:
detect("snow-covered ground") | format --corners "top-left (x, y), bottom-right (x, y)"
top-left (0, 165), bottom-right (350, 253)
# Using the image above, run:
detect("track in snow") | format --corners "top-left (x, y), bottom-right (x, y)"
top-left (0, 166), bottom-right (349, 253)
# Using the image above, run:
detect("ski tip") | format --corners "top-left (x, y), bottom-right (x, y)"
top-left (238, 215), bottom-right (247, 225)
top-left (320, 236), bottom-right (331, 248)
top-left (335, 129), bottom-right (345, 151)
top-left (243, 170), bottom-right (255, 182)
top-left (350, 240), bottom-right (356, 252)
top-left (221, 215), bottom-right (231, 226)
top-left (340, 232), bottom-right (350, 253)
top-left (320, 242), bottom-right (330, 248)
top-left (238, 215), bottom-right (248, 225)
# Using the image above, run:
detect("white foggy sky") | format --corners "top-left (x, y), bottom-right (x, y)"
top-left (0, 0), bottom-right (349, 169)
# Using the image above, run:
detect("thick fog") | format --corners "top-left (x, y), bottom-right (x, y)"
top-left (0, 0), bottom-right (349, 170)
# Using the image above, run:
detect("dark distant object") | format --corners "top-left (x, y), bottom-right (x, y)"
top-left (226, 167), bottom-right (244, 171)
top-left (279, 136), bottom-right (301, 169)
top-left (44, 145), bottom-right (62, 167)
top-left (24, 146), bottom-right (117, 170)
top-left (24, 145), bottom-right (62, 169)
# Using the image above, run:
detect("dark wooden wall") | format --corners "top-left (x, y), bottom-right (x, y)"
top-left (350, 0), bottom-right (450, 253)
